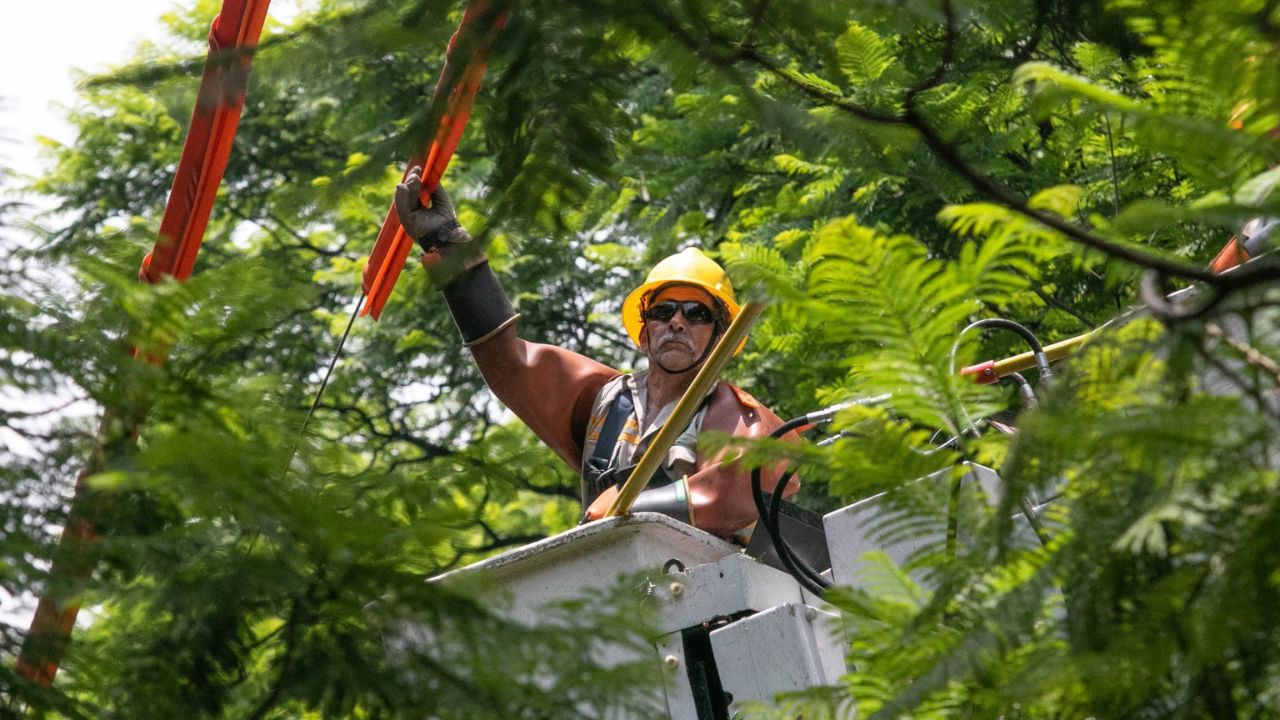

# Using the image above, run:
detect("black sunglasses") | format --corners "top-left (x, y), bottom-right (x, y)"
top-left (644, 300), bottom-right (716, 325)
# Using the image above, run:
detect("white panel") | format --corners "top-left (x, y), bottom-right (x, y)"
top-left (654, 632), bottom-right (696, 720)
top-left (823, 463), bottom-right (1002, 588)
top-left (435, 512), bottom-right (737, 624)
top-left (652, 553), bottom-right (806, 634)
top-left (709, 603), bottom-right (844, 714)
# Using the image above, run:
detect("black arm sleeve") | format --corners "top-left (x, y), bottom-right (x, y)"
top-left (441, 260), bottom-right (519, 346)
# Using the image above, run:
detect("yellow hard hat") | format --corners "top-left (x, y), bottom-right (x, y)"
top-left (621, 247), bottom-right (744, 353)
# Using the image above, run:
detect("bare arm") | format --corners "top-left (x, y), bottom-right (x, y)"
top-left (469, 323), bottom-right (618, 472)
top-left (396, 172), bottom-right (618, 470)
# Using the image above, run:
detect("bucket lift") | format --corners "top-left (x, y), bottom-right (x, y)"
top-left (394, 462), bottom-right (1050, 718)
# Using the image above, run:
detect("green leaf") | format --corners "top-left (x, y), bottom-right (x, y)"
top-left (1013, 61), bottom-right (1141, 112)
top-left (1027, 185), bottom-right (1085, 217)
top-left (1070, 42), bottom-right (1122, 79)
top-left (836, 22), bottom-right (895, 83)
top-left (797, 70), bottom-right (844, 97)
top-left (773, 153), bottom-right (831, 176)
top-left (1236, 165), bottom-right (1280, 206)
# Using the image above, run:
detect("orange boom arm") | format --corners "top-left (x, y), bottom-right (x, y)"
top-left (141, 0), bottom-right (271, 284)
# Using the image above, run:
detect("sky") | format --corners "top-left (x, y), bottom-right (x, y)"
top-left (0, 1), bottom-right (183, 180)
top-left (0, 0), bottom-right (300, 182)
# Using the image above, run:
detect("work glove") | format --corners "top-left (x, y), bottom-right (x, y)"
top-left (583, 477), bottom-right (693, 526)
top-left (394, 166), bottom-right (485, 289)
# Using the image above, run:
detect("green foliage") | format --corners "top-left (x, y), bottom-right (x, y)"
top-left (3, 0), bottom-right (1280, 716)
top-left (835, 23), bottom-right (896, 85)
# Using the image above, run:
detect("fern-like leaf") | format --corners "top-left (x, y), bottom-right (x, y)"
top-left (835, 22), bottom-right (895, 84)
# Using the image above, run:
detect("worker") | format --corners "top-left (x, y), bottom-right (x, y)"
top-left (395, 167), bottom-right (793, 541)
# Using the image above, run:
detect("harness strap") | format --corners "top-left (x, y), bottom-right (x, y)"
top-left (581, 383), bottom-right (713, 508)
top-left (583, 389), bottom-right (633, 504)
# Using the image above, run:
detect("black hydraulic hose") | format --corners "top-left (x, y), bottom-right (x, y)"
top-left (767, 466), bottom-right (831, 595)
top-left (751, 462), bottom-right (828, 595)
top-left (961, 317), bottom-right (1053, 382)
top-left (748, 430), bottom-right (818, 594)
top-left (750, 416), bottom-right (809, 534)
top-left (747, 417), bottom-right (808, 568)
top-left (750, 416), bottom-right (831, 595)
top-left (750, 395), bottom-right (891, 595)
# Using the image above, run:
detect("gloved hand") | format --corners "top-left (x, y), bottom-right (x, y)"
top-left (394, 166), bottom-right (485, 289)
top-left (584, 486), bottom-right (620, 522)
top-left (395, 166), bottom-right (469, 249)
top-left (583, 479), bottom-right (692, 526)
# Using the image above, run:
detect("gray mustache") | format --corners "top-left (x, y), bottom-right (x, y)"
top-left (656, 332), bottom-right (695, 350)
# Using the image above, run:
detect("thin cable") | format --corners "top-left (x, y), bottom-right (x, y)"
top-left (285, 293), bottom-right (365, 470)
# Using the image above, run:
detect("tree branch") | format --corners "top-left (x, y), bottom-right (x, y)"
top-left (732, 44), bottom-right (903, 126)
top-left (1012, 0), bottom-right (1048, 62)
top-left (677, 3), bottom-right (1280, 297)
top-left (1139, 270), bottom-right (1225, 322)
top-left (224, 203), bottom-right (341, 258)
top-left (741, 0), bottom-right (772, 49)
top-left (904, 0), bottom-right (957, 104)
top-left (1024, 279), bottom-right (1097, 328)
top-left (316, 401), bottom-right (452, 458)
top-left (1205, 321), bottom-right (1280, 387)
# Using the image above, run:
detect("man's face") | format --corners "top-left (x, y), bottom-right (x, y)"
top-left (641, 285), bottom-right (719, 372)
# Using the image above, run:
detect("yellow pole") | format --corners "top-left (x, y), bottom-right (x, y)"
top-left (605, 302), bottom-right (766, 517)
top-left (990, 331), bottom-right (1093, 378)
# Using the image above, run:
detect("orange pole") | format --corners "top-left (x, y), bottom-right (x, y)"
top-left (18, 0), bottom-right (271, 688)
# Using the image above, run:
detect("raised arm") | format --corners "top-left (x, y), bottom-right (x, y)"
top-left (465, 321), bottom-right (617, 471)
top-left (396, 168), bottom-right (617, 470)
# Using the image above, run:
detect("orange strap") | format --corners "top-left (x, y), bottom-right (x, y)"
top-left (361, 0), bottom-right (512, 320)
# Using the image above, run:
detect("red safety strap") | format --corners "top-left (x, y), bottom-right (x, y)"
top-left (361, 0), bottom-right (511, 319)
